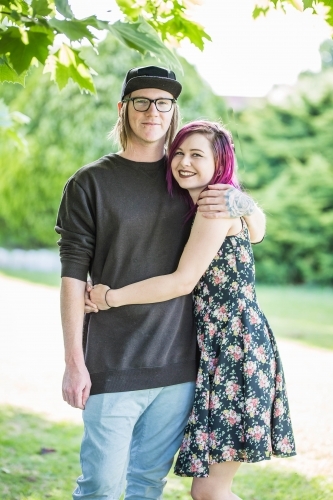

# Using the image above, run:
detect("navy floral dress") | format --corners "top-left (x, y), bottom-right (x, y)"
top-left (174, 219), bottom-right (296, 477)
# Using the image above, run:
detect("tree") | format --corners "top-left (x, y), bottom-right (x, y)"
top-left (0, 34), bottom-right (227, 248)
top-left (0, 0), bottom-right (210, 92)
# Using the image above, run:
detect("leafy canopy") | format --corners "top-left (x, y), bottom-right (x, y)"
top-left (254, 0), bottom-right (333, 29)
top-left (0, 0), bottom-right (211, 92)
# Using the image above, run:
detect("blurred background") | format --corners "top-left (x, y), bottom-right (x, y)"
top-left (1, 0), bottom-right (333, 498)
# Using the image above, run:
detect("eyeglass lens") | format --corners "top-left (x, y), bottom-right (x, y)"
top-left (133, 98), bottom-right (173, 112)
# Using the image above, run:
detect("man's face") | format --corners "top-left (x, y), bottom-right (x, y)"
top-left (125, 88), bottom-right (175, 147)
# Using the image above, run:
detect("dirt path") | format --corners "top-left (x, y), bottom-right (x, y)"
top-left (1, 275), bottom-right (332, 478)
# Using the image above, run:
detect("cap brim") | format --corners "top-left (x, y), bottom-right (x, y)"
top-left (122, 76), bottom-right (182, 100)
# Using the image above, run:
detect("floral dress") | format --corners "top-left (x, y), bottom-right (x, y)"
top-left (174, 219), bottom-right (296, 477)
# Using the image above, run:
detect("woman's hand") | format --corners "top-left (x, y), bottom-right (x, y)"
top-left (90, 284), bottom-right (112, 310)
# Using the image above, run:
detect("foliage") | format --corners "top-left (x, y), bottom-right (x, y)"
top-left (237, 68), bottom-right (333, 285)
top-left (254, 0), bottom-right (333, 31)
top-left (0, 97), bottom-right (29, 147)
top-left (1, 405), bottom-right (333, 499)
top-left (0, 34), bottom-right (227, 249)
top-left (0, 0), bottom-right (210, 92)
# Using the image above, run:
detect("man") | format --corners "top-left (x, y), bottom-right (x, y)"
top-left (56, 65), bottom-right (265, 500)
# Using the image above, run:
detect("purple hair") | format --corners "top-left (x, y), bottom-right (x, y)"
top-left (166, 121), bottom-right (241, 219)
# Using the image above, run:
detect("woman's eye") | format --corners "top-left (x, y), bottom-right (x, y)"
top-left (174, 151), bottom-right (183, 156)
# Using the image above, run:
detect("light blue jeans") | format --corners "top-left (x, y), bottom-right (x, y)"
top-left (73, 382), bottom-right (195, 500)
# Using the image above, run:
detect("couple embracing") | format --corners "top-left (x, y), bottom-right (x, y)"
top-left (56, 65), bottom-right (296, 500)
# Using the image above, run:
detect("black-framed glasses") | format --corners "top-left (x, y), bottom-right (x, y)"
top-left (122, 97), bottom-right (176, 112)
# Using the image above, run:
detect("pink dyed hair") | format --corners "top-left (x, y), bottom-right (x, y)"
top-left (166, 120), bottom-right (241, 215)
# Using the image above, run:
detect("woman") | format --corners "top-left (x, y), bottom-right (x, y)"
top-left (89, 121), bottom-right (296, 500)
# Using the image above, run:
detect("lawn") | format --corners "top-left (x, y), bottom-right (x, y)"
top-left (1, 406), bottom-right (332, 500)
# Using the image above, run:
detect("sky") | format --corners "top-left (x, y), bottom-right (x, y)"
top-left (69, 0), bottom-right (332, 97)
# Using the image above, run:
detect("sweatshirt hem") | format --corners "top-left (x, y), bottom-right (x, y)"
top-left (89, 360), bottom-right (197, 394)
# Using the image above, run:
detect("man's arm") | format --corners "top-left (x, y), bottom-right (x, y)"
top-left (61, 277), bottom-right (91, 409)
top-left (197, 184), bottom-right (266, 243)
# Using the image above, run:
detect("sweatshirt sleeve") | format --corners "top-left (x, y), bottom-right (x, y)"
top-left (55, 177), bottom-right (96, 282)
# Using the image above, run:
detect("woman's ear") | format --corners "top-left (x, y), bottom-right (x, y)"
top-left (117, 101), bottom-right (123, 117)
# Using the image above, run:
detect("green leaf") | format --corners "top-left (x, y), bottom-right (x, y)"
top-left (253, 6), bottom-right (269, 18)
top-left (31, 0), bottom-right (52, 16)
top-left (303, 0), bottom-right (313, 7)
top-left (54, 0), bottom-right (73, 19)
top-left (160, 17), bottom-right (211, 51)
top-left (0, 27), bottom-right (51, 74)
top-left (115, 0), bottom-right (141, 21)
top-left (48, 18), bottom-right (95, 43)
top-left (43, 44), bottom-right (95, 92)
top-left (0, 56), bottom-right (26, 85)
top-left (108, 17), bottom-right (182, 73)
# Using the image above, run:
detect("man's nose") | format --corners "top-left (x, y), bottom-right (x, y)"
top-left (145, 101), bottom-right (159, 114)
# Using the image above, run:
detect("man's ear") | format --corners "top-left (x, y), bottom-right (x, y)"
top-left (117, 101), bottom-right (122, 117)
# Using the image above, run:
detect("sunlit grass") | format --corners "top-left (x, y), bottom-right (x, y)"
top-left (1, 406), bottom-right (332, 500)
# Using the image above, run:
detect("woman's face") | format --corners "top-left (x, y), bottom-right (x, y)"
top-left (171, 133), bottom-right (216, 200)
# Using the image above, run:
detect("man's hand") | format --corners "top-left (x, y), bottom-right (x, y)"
top-left (197, 184), bottom-right (255, 219)
top-left (62, 361), bottom-right (92, 409)
top-left (84, 281), bottom-right (99, 313)
top-left (90, 284), bottom-right (112, 310)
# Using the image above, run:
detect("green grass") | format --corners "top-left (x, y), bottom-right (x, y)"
top-left (0, 268), bottom-right (61, 287)
top-left (1, 406), bottom-right (332, 500)
top-left (256, 285), bottom-right (333, 350)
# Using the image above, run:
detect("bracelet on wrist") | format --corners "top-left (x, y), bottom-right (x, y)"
top-left (105, 287), bottom-right (112, 308)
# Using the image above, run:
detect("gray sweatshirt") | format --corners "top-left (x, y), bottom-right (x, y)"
top-left (55, 154), bottom-right (197, 394)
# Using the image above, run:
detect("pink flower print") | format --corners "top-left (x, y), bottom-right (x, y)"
top-left (208, 322), bottom-right (217, 337)
top-left (273, 398), bottom-right (285, 417)
top-left (231, 316), bottom-right (242, 336)
top-left (209, 392), bottom-right (221, 409)
top-left (204, 391), bottom-right (210, 410)
top-left (208, 356), bottom-right (218, 374)
top-left (209, 431), bottom-right (218, 449)
top-left (225, 380), bottom-right (240, 400)
top-left (254, 345), bottom-right (266, 363)
top-left (188, 409), bottom-right (198, 425)
top-left (202, 283), bottom-right (209, 296)
top-left (180, 434), bottom-right (191, 452)
top-left (270, 358), bottom-right (277, 377)
top-left (261, 410), bottom-right (270, 426)
top-left (240, 245), bottom-right (251, 263)
top-left (213, 305), bottom-right (228, 322)
top-left (275, 372), bottom-right (283, 391)
top-left (197, 334), bottom-right (204, 349)
top-left (247, 425), bottom-right (265, 442)
top-left (203, 313), bottom-right (209, 322)
top-left (258, 370), bottom-right (269, 388)
top-left (244, 360), bottom-right (257, 377)
top-left (277, 436), bottom-right (293, 454)
top-left (223, 409), bottom-right (241, 426)
top-left (222, 445), bottom-right (237, 461)
top-left (211, 267), bottom-right (227, 285)
top-left (227, 345), bottom-right (244, 362)
top-left (243, 333), bottom-right (252, 352)
top-left (196, 369), bottom-right (204, 387)
top-left (195, 430), bottom-right (208, 450)
top-left (226, 253), bottom-right (236, 269)
top-left (238, 298), bottom-right (246, 313)
top-left (245, 397), bottom-right (259, 417)
top-left (190, 456), bottom-right (205, 474)
top-left (270, 386), bottom-right (276, 402)
top-left (213, 366), bottom-right (222, 385)
top-left (249, 307), bottom-right (262, 325)
top-left (195, 297), bottom-right (205, 313)
top-left (242, 284), bottom-right (254, 300)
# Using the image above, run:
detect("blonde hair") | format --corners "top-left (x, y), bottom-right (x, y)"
top-left (109, 97), bottom-right (180, 151)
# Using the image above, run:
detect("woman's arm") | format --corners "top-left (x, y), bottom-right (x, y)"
top-left (90, 213), bottom-right (233, 309)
